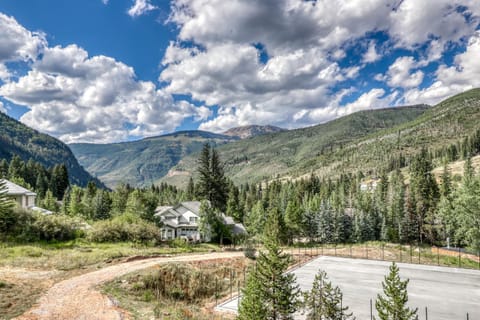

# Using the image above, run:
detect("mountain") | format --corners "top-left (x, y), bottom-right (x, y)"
top-left (222, 125), bottom-right (286, 139)
top-left (0, 112), bottom-right (102, 187)
top-left (163, 89), bottom-right (480, 188)
top-left (161, 104), bottom-right (430, 187)
top-left (70, 131), bottom-right (238, 188)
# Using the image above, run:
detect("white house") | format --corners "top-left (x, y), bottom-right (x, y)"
top-left (1, 178), bottom-right (36, 209)
top-left (1, 179), bottom-right (52, 214)
top-left (154, 201), bottom-right (247, 242)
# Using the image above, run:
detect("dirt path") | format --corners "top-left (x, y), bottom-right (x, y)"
top-left (14, 251), bottom-right (245, 320)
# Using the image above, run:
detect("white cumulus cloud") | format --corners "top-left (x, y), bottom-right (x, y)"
top-left (0, 44), bottom-right (210, 143)
top-left (0, 13), bottom-right (46, 63)
top-left (163, 0), bottom-right (480, 132)
top-left (127, 0), bottom-right (157, 18)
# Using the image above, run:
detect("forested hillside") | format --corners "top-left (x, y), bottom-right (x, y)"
top-left (163, 89), bottom-right (480, 187)
top-left (70, 131), bottom-right (238, 188)
top-left (163, 105), bottom-right (429, 187)
top-left (0, 113), bottom-right (102, 187)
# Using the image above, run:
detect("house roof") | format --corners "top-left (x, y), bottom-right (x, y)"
top-left (0, 179), bottom-right (36, 196)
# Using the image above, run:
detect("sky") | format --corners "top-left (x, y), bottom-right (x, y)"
top-left (0, 0), bottom-right (479, 144)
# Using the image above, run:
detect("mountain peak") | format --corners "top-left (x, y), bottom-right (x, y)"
top-left (222, 125), bottom-right (286, 139)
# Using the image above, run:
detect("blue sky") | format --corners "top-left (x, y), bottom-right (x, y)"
top-left (0, 0), bottom-right (479, 143)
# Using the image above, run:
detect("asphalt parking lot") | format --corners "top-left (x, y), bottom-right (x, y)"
top-left (217, 256), bottom-right (480, 319)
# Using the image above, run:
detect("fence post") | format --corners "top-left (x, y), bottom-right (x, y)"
top-left (478, 251), bottom-right (480, 270)
top-left (382, 243), bottom-right (385, 261)
top-left (366, 244), bottom-right (368, 260)
top-left (437, 247), bottom-right (440, 266)
top-left (335, 243), bottom-right (337, 256)
top-left (418, 246), bottom-right (421, 264)
top-left (370, 298), bottom-right (373, 320)
top-left (230, 269), bottom-right (233, 298)
top-left (350, 244), bottom-right (353, 258)
top-left (399, 245), bottom-right (402, 262)
top-left (458, 247), bottom-right (461, 268)
top-left (467, 312), bottom-right (469, 320)
top-left (215, 277), bottom-right (218, 306)
top-left (410, 245), bottom-right (413, 263)
top-left (425, 306), bottom-right (428, 320)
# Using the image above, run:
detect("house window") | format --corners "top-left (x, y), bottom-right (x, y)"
top-left (189, 217), bottom-right (197, 223)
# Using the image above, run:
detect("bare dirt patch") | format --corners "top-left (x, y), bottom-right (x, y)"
top-left (13, 251), bottom-right (245, 320)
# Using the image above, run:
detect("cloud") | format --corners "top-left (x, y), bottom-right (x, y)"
top-left (363, 41), bottom-right (381, 63)
top-left (163, 0), bottom-right (480, 131)
top-left (0, 13), bottom-right (46, 63)
top-left (127, 0), bottom-right (157, 18)
top-left (386, 56), bottom-right (424, 88)
top-left (404, 31), bottom-right (480, 105)
top-left (0, 44), bottom-right (210, 143)
top-left (0, 64), bottom-right (11, 82)
top-left (101, 0), bottom-right (109, 4)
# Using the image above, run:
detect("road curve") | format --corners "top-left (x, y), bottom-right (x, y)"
top-left (15, 251), bottom-right (245, 320)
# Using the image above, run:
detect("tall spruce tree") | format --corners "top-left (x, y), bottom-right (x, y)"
top-left (409, 148), bottom-right (439, 243)
top-left (375, 262), bottom-right (418, 320)
top-left (304, 270), bottom-right (354, 320)
top-left (197, 143), bottom-right (228, 211)
top-left (238, 210), bottom-right (300, 319)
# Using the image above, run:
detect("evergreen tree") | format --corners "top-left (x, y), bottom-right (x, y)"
top-left (226, 184), bottom-right (243, 222)
top-left (42, 189), bottom-right (59, 212)
top-left (239, 211), bottom-right (300, 319)
top-left (50, 164), bottom-right (69, 200)
top-left (8, 155), bottom-right (23, 179)
top-left (186, 176), bottom-right (195, 200)
top-left (284, 200), bottom-right (303, 245)
top-left (196, 143), bottom-right (228, 211)
top-left (238, 266), bottom-right (268, 320)
top-left (375, 262), bottom-right (418, 320)
top-left (92, 189), bottom-right (112, 220)
top-left (409, 148), bottom-right (439, 243)
top-left (0, 159), bottom-right (8, 178)
top-left (304, 270), bottom-right (354, 320)
top-left (0, 179), bottom-right (15, 233)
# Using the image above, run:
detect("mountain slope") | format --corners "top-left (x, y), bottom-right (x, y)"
top-left (194, 88), bottom-right (480, 186)
top-left (70, 131), bottom-right (238, 188)
top-left (222, 125), bottom-right (286, 139)
top-left (0, 113), bottom-right (102, 187)
top-left (162, 105), bottom-right (430, 187)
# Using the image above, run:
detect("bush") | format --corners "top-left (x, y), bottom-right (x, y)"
top-left (1, 208), bottom-right (84, 242)
top-left (31, 213), bottom-right (84, 241)
top-left (87, 214), bottom-right (161, 244)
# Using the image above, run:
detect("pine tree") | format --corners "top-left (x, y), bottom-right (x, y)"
top-left (0, 179), bottom-right (15, 233)
top-left (409, 148), bottom-right (439, 244)
top-left (196, 143), bottom-right (228, 211)
top-left (304, 270), bottom-right (354, 320)
top-left (375, 262), bottom-right (418, 320)
top-left (238, 266), bottom-right (268, 320)
top-left (239, 210), bottom-right (300, 319)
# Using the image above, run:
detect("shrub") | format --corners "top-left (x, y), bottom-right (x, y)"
top-left (31, 213), bottom-right (84, 241)
top-left (1, 208), bottom-right (84, 242)
top-left (87, 214), bottom-right (161, 244)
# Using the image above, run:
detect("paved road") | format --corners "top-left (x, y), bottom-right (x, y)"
top-left (217, 256), bottom-right (480, 319)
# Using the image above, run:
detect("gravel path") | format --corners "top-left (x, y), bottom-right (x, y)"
top-left (14, 251), bottom-right (244, 320)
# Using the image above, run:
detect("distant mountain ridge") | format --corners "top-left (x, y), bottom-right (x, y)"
top-left (0, 112), bottom-right (102, 187)
top-left (162, 104), bottom-right (431, 187)
top-left (70, 130), bottom-right (237, 188)
top-left (222, 125), bottom-right (286, 139)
